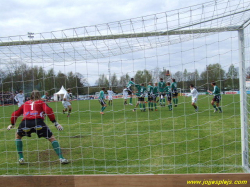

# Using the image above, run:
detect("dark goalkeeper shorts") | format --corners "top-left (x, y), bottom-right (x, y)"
top-left (172, 90), bottom-right (178, 97)
top-left (17, 119), bottom-right (53, 139)
top-left (138, 97), bottom-right (145, 101)
top-left (99, 99), bottom-right (106, 106)
top-left (148, 95), bottom-right (153, 101)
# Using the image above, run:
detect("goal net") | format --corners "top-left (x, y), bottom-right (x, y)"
top-left (0, 0), bottom-right (250, 175)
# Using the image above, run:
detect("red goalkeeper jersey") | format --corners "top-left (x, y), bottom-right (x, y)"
top-left (11, 100), bottom-right (56, 125)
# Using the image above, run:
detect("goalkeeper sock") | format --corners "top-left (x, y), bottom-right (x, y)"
top-left (52, 140), bottom-right (64, 159)
top-left (15, 139), bottom-right (23, 159)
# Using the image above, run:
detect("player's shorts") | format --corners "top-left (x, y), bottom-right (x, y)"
top-left (148, 95), bottom-right (153, 101)
top-left (159, 93), bottom-right (165, 99)
top-left (99, 99), bottom-right (106, 106)
top-left (62, 101), bottom-right (71, 108)
top-left (167, 94), bottom-right (172, 101)
top-left (18, 102), bottom-right (24, 107)
top-left (212, 95), bottom-right (221, 103)
top-left (138, 97), bottom-right (145, 102)
top-left (192, 97), bottom-right (197, 103)
top-left (172, 90), bottom-right (178, 97)
top-left (127, 88), bottom-right (133, 95)
top-left (17, 119), bottom-right (53, 139)
top-left (152, 94), bottom-right (157, 101)
top-left (108, 96), bottom-right (113, 100)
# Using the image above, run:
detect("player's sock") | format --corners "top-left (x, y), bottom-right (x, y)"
top-left (51, 140), bottom-right (64, 159)
top-left (163, 98), bottom-right (165, 105)
top-left (130, 97), bottom-right (132, 104)
top-left (15, 139), bottom-right (23, 159)
top-left (176, 98), bottom-right (178, 104)
top-left (218, 106), bottom-right (222, 111)
top-left (143, 103), bottom-right (145, 110)
top-left (173, 98), bottom-right (176, 104)
top-left (168, 105), bottom-right (171, 110)
top-left (103, 106), bottom-right (106, 111)
top-left (139, 103), bottom-right (142, 110)
top-left (213, 105), bottom-right (217, 110)
top-left (170, 103), bottom-right (172, 110)
top-left (154, 103), bottom-right (157, 109)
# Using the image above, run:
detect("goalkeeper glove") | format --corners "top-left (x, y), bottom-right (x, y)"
top-left (54, 122), bottom-right (63, 131)
top-left (7, 124), bottom-right (15, 130)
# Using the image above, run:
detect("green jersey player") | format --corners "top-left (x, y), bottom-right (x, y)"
top-left (153, 83), bottom-right (159, 111)
top-left (147, 82), bottom-right (154, 111)
top-left (171, 79), bottom-right (178, 107)
top-left (207, 82), bottom-right (222, 113)
top-left (133, 83), bottom-right (147, 112)
top-left (126, 78), bottom-right (135, 105)
top-left (164, 82), bottom-right (172, 111)
top-left (158, 78), bottom-right (166, 106)
top-left (99, 88), bottom-right (107, 115)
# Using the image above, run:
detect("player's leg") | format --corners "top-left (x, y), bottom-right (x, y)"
top-left (211, 98), bottom-right (218, 112)
top-left (133, 98), bottom-right (139, 111)
top-left (15, 133), bottom-right (24, 164)
top-left (67, 104), bottom-right (72, 117)
top-left (217, 101), bottom-right (222, 113)
top-left (48, 135), bottom-right (69, 164)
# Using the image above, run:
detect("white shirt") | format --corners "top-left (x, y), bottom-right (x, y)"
top-left (107, 90), bottom-right (114, 96)
top-left (188, 88), bottom-right (198, 99)
top-left (62, 92), bottom-right (71, 102)
top-left (123, 89), bottom-right (128, 96)
top-left (15, 93), bottom-right (25, 103)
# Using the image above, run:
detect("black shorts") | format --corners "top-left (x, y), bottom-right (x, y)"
top-left (148, 95), bottom-right (153, 101)
top-left (17, 119), bottom-right (53, 139)
top-left (172, 90), bottom-right (178, 97)
top-left (159, 93), bottom-right (166, 97)
top-left (127, 88), bottom-right (133, 95)
top-left (152, 95), bottom-right (157, 101)
top-left (167, 94), bottom-right (172, 101)
top-left (212, 95), bottom-right (221, 103)
top-left (138, 97), bottom-right (145, 101)
top-left (99, 99), bottom-right (106, 106)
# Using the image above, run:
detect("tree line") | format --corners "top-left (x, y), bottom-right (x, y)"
top-left (0, 62), bottom-right (242, 95)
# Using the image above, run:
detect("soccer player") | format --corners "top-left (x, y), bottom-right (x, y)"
top-left (123, 86), bottom-right (128, 105)
top-left (187, 84), bottom-right (199, 112)
top-left (107, 88), bottom-right (114, 106)
top-left (158, 78), bottom-right (166, 106)
top-left (15, 90), bottom-right (25, 107)
top-left (153, 83), bottom-right (159, 111)
top-left (41, 92), bottom-right (49, 102)
top-left (99, 88), bottom-right (107, 115)
top-left (62, 88), bottom-right (72, 117)
top-left (147, 82), bottom-right (154, 111)
top-left (7, 90), bottom-right (69, 165)
top-left (133, 83), bottom-right (146, 112)
top-left (126, 78), bottom-right (135, 105)
top-left (207, 82), bottom-right (222, 113)
top-left (165, 82), bottom-right (172, 111)
top-left (171, 78), bottom-right (178, 107)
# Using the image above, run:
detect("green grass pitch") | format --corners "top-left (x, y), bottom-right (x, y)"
top-left (0, 94), bottom-right (244, 175)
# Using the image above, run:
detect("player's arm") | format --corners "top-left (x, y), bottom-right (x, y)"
top-left (8, 105), bottom-right (24, 130)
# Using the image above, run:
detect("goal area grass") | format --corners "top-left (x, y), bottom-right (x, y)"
top-left (0, 94), bottom-right (244, 175)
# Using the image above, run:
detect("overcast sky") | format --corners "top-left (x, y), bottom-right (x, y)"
top-left (0, 0), bottom-right (249, 86)
top-left (0, 0), bottom-right (212, 37)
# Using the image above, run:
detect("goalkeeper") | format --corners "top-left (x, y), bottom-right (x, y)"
top-left (8, 90), bottom-right (69, 165)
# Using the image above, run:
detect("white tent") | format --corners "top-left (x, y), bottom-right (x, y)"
top-left (53, 86), bottom-right (67, 101)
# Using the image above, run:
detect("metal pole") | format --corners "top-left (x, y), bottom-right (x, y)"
top-left (238, 28), bottom-right (249, 171)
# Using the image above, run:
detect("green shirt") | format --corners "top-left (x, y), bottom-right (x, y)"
top-left (158, 81), bottom-right (166, 92)
top-left (127, 81), bottom-right (135, 89)
top-left (153, 86), bottom-right (159, 96)
top-left (212, 86), bottom-right (221, 96)
top-left (147, 85), bottom-right (154, 95)
top-left (135, 84), bottom-right (146, 97)
top-left (99, 90), bottom-right (105, 100)
top-left (164, 86), bottom-right (171, 94)
top-left (171, 82), bottom-right (177, 91)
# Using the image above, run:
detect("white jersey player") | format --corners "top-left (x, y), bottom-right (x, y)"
top-left (15, 90), bottom-right (25, 107)
top-left (123, 87), bottom-right (128, 105)
top-left (186, 84), bottom-right (198, 112)
top-left (107, 88), bottom-right (114, 106)
top-left (62, 88), bottom-right (72, 117)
